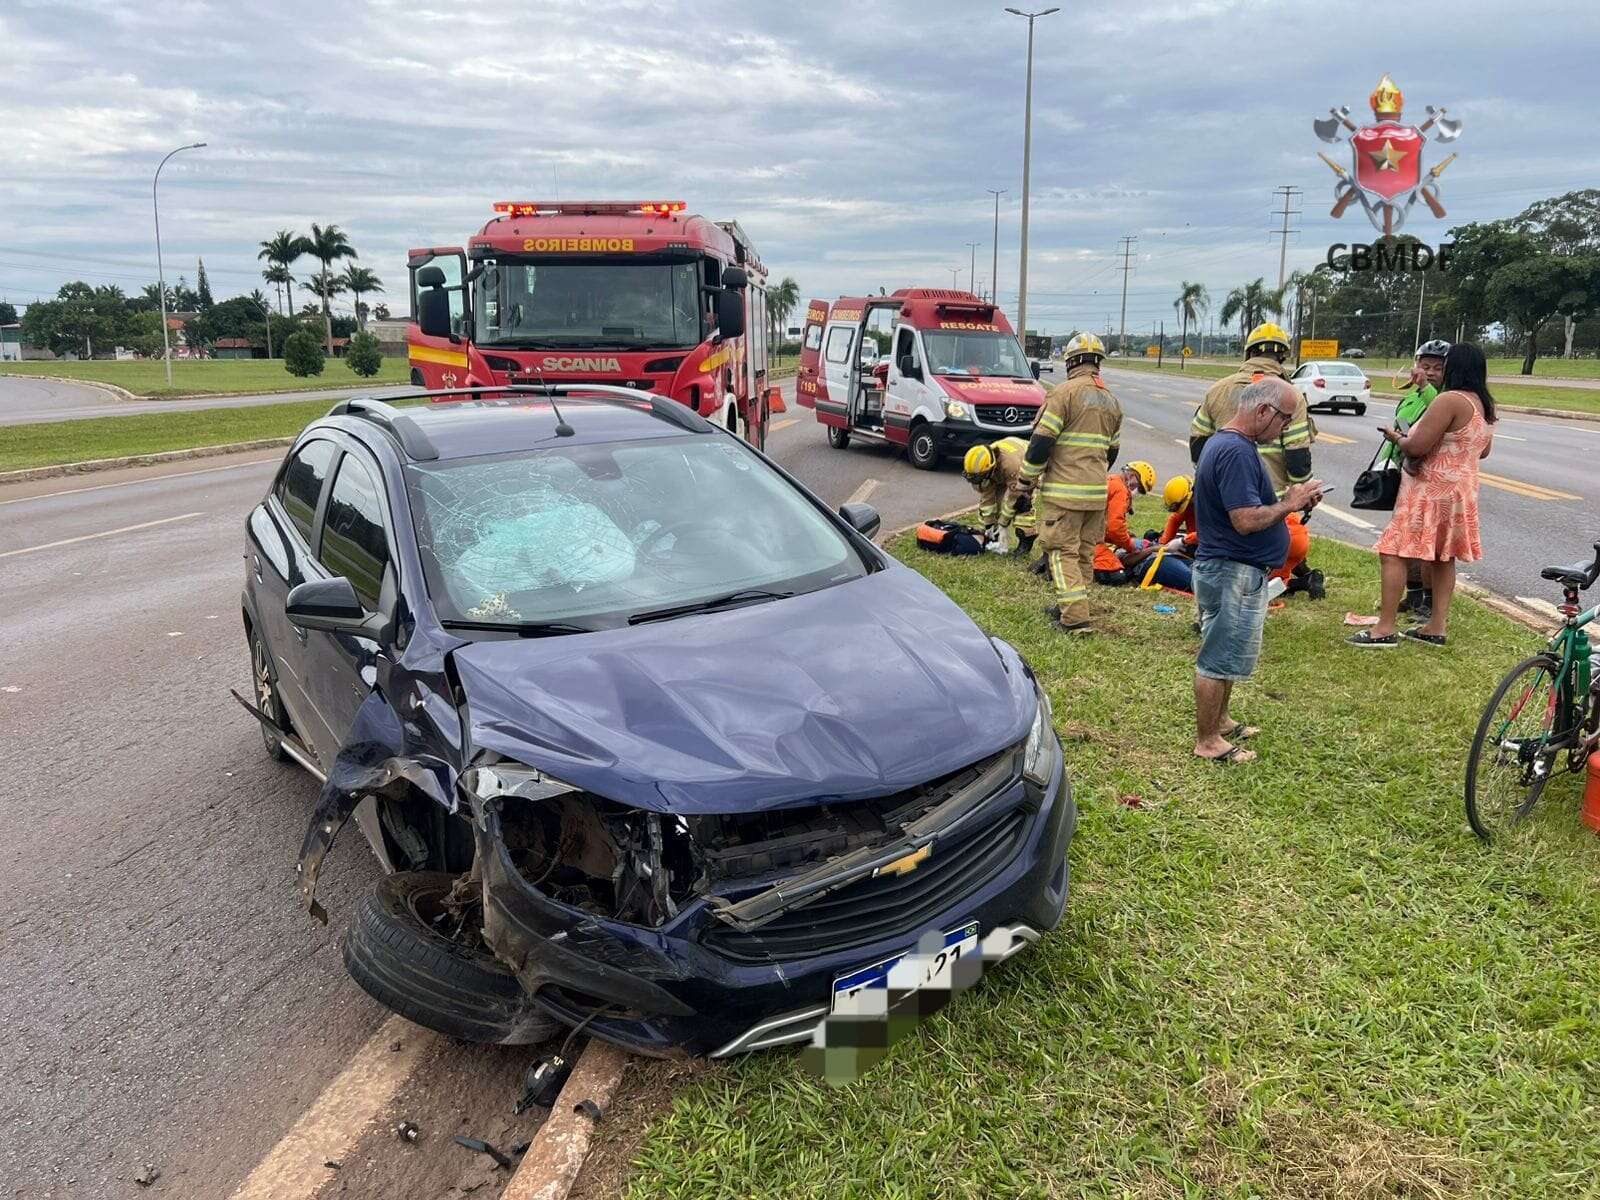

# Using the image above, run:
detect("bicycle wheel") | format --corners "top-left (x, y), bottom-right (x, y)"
top-left (1466, 654), bottom-right (1564, 841)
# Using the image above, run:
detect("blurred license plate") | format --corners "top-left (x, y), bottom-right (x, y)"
top-left (831, 921), bottom-right (979, 1015)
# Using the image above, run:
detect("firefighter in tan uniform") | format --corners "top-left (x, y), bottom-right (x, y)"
top-left (1018, 333), bottom-right (1122, 634)
top-left (1189, 322), bottom-right (1312, 494)
top-left (961, 438), bottom-right (1037, 555)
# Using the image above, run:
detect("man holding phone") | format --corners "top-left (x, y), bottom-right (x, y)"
top-left (1192, 378), bottom-right (1324, 765)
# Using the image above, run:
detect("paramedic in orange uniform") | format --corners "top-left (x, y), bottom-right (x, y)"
top-left (1092, 461), bottom-right (1157, 585)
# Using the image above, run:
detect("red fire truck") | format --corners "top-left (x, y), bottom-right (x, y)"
top-left (408, 201), bottom-right (776, 447)
top-left (796, 290), bottom-right (1045, 470)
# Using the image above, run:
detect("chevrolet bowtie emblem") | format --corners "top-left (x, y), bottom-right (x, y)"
top-left (875, 846), bottom-right (931, 878)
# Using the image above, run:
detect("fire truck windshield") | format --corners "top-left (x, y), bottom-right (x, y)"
top-left (921, 330), bottom-right (1032, 379)
top-left (473, 259), bottom-right (704, 349)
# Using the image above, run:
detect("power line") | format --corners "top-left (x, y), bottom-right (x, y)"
top-left (1116, 235), bottom-right (1137, 356)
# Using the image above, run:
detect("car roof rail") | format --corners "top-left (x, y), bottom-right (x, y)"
top-left (351, 384), bottom-right (715, 435)
top-left (325, 396), bottom-right (440, 461)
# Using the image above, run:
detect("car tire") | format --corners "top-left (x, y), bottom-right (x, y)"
top-left (342, 871), bottom-right (561, 1045)
top-left (1355, 403), bottom-right (1367, 416)
top-left (908, 422), bottom-right (940, 471)
top-left (827, 425), bottom-right (851, 450)
top-left (410, 368), bottom-right (425, 387)
top-left (251, 628), bottom-right (287, 762)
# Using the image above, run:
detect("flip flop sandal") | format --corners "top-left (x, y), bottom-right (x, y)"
top-left (1221, 723), bottom-right (1261, 741)
top-left (1346, 630), bottom-right (1399, 648)
top-left (1401, 628), bottom-right (1447, 646)
top-left (1196, 745), bottom-right (1257, 765)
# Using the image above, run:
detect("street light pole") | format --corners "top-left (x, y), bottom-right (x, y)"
top-left (965, 242), bottom-right (981, 293)
top-left (986, 188), bottom-right (1006, 303)
top-left (1004, 6), bottom-right (1058, 340)
top-left (947, 267), bottom-right (962, 288)
top-left (153, 141), bottom-right (206, 388)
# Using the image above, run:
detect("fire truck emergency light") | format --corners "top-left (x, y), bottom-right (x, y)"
top-left (492, 201), bottom-right (687, 217)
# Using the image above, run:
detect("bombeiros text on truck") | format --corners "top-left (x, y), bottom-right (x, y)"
top-left (408, 200), bottom-right (780, 448)
top-left (796, 289), bottom-right (1046, 470)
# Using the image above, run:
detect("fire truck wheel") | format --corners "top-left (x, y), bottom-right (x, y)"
top-left (908, 422), bottom-right (941, 471)
top-left (410, 369), bottom-right (425, 387)
top-left (827, 426), bottom-right (851, 450)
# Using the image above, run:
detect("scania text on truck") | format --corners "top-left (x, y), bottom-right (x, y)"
top-left (408, 201), bottom-right (777, 447)
top-left (796, 290), bottom-right (1046, 470)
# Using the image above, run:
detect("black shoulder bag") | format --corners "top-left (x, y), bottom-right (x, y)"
top-left (1350, 438), bottom-right (1401, 511)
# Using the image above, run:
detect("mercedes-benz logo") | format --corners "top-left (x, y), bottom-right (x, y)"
top-left (1003, 406), bottom-right (1019, 424)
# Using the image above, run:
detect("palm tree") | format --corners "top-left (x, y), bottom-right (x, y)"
top-left (1218, 278), bottom-right (1286, 348)
top-left (258, 230), bottom-right (303, 316)
top-left (1172, 281), bottom-right (1209, 363)
top-left (261, 263), bottom-right (292, 315)
top-left (339, 266), bottom-right (384, 331)
top-left (297, 223), bottom-right (358, 352)
top-left (766, 276), bottom-right (800, 364)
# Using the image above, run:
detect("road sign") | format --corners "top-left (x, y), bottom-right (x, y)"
top-left (1301, 338), bottom-right (1339, 358)
top-left (1145, 345), bottom-right (1160, 357)
top-left (1182, 346), bottom-right (1194, 357)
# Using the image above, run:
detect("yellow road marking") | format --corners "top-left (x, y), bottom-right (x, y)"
top-left (1316, 431), bottom-right (1356, 445)
top-left (1479, 472), bottom-right (1582, 502)
top-left (846, 478), bottom-right (880, 505)
top-left (230, 1016), bottom-right (432, 1200)
top-left (770, 418), bottom-right (798, 432)
top-left (0, 511), bottom-right (204, 558)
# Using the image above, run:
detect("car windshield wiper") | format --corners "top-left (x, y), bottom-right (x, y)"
top-left (442, 619), bottom-right (595, 638)
top-left (627, 588), bottom-right (794, 625)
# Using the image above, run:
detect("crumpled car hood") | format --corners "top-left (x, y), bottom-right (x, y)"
top-left (449, 564), bottom-right (1034, 813)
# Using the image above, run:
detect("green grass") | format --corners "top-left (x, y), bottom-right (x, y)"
top-left (616, 498), bottom-right (1600, 1198)
top-left (0, 356), bottom-right (409, 397)
top-left (1105, 358), bottom-right (1600, 416)
top-left (0, 397), bottom-right (352, 471)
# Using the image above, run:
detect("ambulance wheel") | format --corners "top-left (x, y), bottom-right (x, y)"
top-left (827, 426), bottom-right (851, 450)
top-left (908, 423), bottom-right (940, 471)
top-left (410, 369), bottom-right (425, 387)
top-left (1355, 403), bottom-right (1367, 416)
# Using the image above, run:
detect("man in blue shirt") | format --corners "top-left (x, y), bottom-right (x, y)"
top-left (1192, 378), bottom-right (1324, 764)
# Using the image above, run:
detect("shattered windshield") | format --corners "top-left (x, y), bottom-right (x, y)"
top-left (921, 330), bottom-right (1032, 378)
top-left (405, 436), bottom-right (865, 629)
top-left (473, 258), bottom-right (705, 348)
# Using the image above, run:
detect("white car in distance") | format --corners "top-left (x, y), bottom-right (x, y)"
top-left (1290, 359), bottom-right (1371, 416)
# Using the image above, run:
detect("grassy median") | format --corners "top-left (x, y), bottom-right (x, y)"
top-left (0, 357), bottom-right (409, 397)
top-left (1108, 357), bottom-right (1600, 416)
top-left (610, 499), bottom-right (1600, 1198)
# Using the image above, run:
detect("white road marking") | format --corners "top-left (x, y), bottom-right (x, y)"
top-left (1496, 434), bottom-right (1527, 442)
top-left (0, 456), bottom-right (280, 506)
top-left (0, 511), bottom-right (204, 559)
top-left (846, 478), bottom-right (880, 505)
top-left (1317, 503), bottom-right (1378, 532)
top-left (229, 1016), bottom-right (433, 1200)
top-left (1171, 438), bottom-right (1188, 447)
top-left (1127, 416), bottom-right (1153, 430)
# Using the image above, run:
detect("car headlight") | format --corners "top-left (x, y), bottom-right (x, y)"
top-left (945, 400), bottom-right (970, 420)
top-left (1022, 690), bottom-right (1057, 787)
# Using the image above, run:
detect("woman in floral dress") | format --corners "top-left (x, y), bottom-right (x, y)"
top-left (1348, 343), bottom-right (1496, 647)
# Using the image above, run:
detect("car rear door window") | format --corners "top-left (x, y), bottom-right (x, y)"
top-left (276, 438), bottom-right (336, 544)
top-left (319, 454), bottom-right (392, 610)
top-left (825, 326), bottom-right (854, 364)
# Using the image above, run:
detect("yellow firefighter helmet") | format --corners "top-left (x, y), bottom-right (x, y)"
top-left (1126, 460), bottom-right (1156, 494)
top-left (1245, 322), bottom-right (1291, 357)
top-left (1063, 332), bottom-right (1107, 365)
top-left (962, 444), bottom-right (996, 482)
top-left (1163, 474), bottom-right (1193, 512)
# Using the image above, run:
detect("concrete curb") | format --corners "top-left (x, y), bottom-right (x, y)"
top-left (0, 438), bottom-right (293, 484)
top-left (0, 373), bottom-right (139, 401)
top-left (502, 1040), bottom-right (630, 1200)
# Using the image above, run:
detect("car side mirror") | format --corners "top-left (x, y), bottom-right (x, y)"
top-left (287, 577), bottom-right (387, 639)
top-left (1031, 361), bottom-right (1042, 379)
top-left (418, 286), bottom-right (455, 341)
top-left (715, 289), bottom-right (745, 339)
top-left (897, 354), bottom-right (920, 380)
top-left (721, 266), bottom-right (748, 289)
top-left (838, 502), bottom-right (881, 539)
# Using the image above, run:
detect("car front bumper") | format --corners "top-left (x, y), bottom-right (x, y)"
top-left (473, 737), bottom-right (1075, 1057)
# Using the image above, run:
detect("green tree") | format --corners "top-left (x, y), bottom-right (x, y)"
top-left (345, 330), bottom-right (383, 377)
top-left (20, 281), bottom-right (133, 357)
top-left (283, 329), bottom-right (326, 377)
top-left (258, 230), bottom-right (304, 315)
top-left (1486, 255), bottom-right (1597, 375)
top-left (1172, 281), bottom-right (1208, 360)
top-left (125, 310), bottom-right (169, 358)
top-left (298, 223), bottom-right (358, 353)
top-left (196, 259), bottom-right (214, 311)
top-left (340, 266), bottom-right (384, 331)
top-left (765, 276), bottom-right (800, 364)
top-left (373, 302), bottom-right (391, 321)
top-left (0, 300), bottom-right (17, 325)
top-left (1511, 190), bottom-right (1600, 357)
top-left (1218, 278), bottom-right (1284, 344)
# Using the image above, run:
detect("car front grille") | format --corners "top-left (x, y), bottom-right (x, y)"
top-left (700, 802), bottom-right (1031, 962)
top-left (974, 403), bottom-right (1039, 426)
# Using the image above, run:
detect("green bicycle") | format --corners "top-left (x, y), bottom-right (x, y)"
top-left (1465, 543), bottom-right (1600, 840)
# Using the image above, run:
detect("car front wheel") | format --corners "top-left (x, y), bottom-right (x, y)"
top-left (342, 871), bottom-right (561, 1045)
top-left (827, 425), bottom-right (851, 450)
top-left (908, 423), bottom-right (940, 470)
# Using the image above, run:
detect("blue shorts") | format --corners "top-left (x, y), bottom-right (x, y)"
top-left (1193, 558), bottom-right (1270, 681)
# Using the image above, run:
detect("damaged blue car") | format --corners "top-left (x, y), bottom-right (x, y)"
top-left (239, 386), bottom-right (1073, 1057)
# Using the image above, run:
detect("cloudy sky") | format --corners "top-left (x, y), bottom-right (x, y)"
top-left (4, 0), bottom-right (1598, 336)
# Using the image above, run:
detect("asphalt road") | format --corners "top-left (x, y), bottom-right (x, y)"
top-left (1, 372), bottom-right (1591, 1198)
top-left (0, 375), bottom-right (413, 425)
